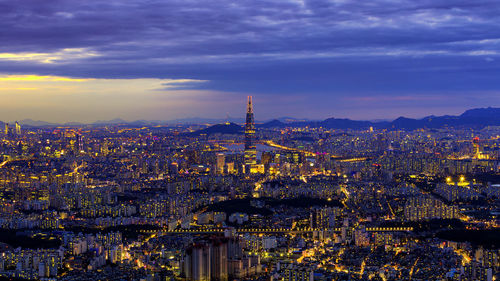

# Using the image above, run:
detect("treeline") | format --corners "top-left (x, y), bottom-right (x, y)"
top-left (0, 230), bottom-right (61, 249)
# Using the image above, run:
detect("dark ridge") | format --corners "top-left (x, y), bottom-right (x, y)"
top-left (186, 122), bottom-right (243, 136)
top-left (258, 119), bottom-right (286, 128)
top-left (437, 229), bottom-right (500, 249)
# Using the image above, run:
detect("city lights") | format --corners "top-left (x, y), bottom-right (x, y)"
top-left (0, 0), bottom-right (499, 280)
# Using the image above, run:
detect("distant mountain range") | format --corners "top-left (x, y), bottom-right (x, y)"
top-left (259, 107), bottom-right (500, 130)
top-left (268, 107), bottom-right (500, 130)
top-left (3, 116), bottom-right (310, 128)
top-left (2, 107), bottom-right (499, 131)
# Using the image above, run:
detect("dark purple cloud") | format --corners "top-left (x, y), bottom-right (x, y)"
top-left (1, 0), bottom-right (500, 119)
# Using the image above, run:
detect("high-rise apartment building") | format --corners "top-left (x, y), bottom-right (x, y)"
top-left (216, 153), bottom-right (225, 174)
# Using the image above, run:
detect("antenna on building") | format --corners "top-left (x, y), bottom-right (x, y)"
top-left (247, 96), bottom-right (253, 114)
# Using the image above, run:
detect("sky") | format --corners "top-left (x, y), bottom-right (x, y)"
top-left (1, 0), bottom-right (500, 123)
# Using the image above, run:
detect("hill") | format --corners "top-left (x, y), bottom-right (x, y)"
top-left (258, 119), bottom-right (286, 128)
top-left (186, 122), bottom-right (243, 136)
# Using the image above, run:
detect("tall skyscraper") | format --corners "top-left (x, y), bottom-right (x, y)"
top-left (216, 153), bottom-right (225, 174)
top-left (77, 134), bottom-right (84, 152)
top-left (4, 123), bottom-right (8, 135)
top-left (15, 122), bottom-right (21, 135)
top-left (244, 96), bottom-right (257, 173)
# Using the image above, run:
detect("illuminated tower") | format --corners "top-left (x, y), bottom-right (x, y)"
top-left (216, 153), bottom-right (225, 174)
top-left (75, 134), bottom-right (84, 154)
top-left (473, 137), bottom-right (489, 160)
top-left (4, 123), bottom-right (8, 135)
top-left (244, 96), bottom-right (257, 172)
top-left (15, 122), bottom-right (21, 135)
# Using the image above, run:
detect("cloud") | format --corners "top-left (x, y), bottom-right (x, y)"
top-left (0, 0), bottom-right (500, 120)
top-left (0, 48), bottom-right (99, 64)
top-left (344, 95), bottom-right (447, 102)
top-left (157, 79), bottom-right (208, 90)
top-left (0, 74), bottom-right (212, 122)
top-left (0, 75), bottom-right (92, 82)
top-left (1, 0), bottom-right (499, 63)
top-left (0, 75), bottom-right (207, 92)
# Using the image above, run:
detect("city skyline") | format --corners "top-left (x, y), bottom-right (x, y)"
top-left (1, 105), bottom-right (499, 126)
top-left (1, 1), bottom-right (500, 122)
top-left (0, 1), bottom-right (499, 280)
top-left (0, 94), bottom-right (498, 280)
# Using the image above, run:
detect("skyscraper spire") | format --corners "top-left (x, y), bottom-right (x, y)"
top-left (247, 96), bottom-right (253, 114)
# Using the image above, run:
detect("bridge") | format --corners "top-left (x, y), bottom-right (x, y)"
top-left (0, 157), bottom-right (33, 168)
top-left (261, 140), bottom-right (339, 157)
top-left (138, 226), bottom-right (413, 235)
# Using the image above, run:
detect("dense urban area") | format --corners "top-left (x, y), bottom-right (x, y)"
top-left (0, 100), bottom-right (498, 281)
